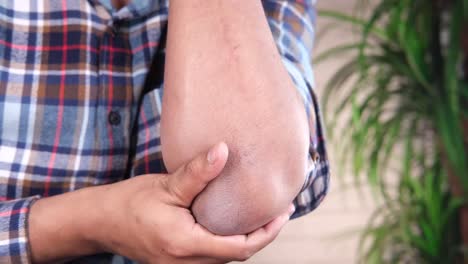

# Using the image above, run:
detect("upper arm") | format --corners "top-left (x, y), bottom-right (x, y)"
top-left (262, 0), bottom-right (330, 219)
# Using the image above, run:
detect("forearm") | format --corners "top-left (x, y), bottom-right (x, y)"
top-left (29, 186), bottom-right (106, 263)
top-left (161, 0), bottom-right (309, 235)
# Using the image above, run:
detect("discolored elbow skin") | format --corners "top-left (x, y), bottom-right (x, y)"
top-left (191, 147), bottom-right (307, 236)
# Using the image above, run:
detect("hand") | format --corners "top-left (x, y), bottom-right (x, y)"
top-left (99, 142), bottom-right (294, 263)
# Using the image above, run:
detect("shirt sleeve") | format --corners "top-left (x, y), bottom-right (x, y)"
top-left (262, 0), bottom-right (330, 218)
top-left (0, 196), bottom-right (39, 263)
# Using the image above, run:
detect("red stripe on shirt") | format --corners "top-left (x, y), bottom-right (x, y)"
top-left (0, 39), bottom-right (155, 55)
top-left (133, 41), bottom-right (158, 53)
top-left (0, 208), bottom-right (28, 217)
top-left (0, 40), bottom-right (99, 53)
top-left (44, 0), bottom-right (68, 196)
top-left (105, 36), bottom-right (115, 181)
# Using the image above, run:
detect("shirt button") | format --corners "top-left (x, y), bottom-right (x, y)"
top-left (108, 111), bottom-right (121, 126)
top-left (111, 26), bottom-right (119, 36)
top-left (311, 150), bottom-right (320, 163)
top-left (111, 20), bottom-right (122, 36)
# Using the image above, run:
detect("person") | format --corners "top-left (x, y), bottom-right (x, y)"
top-left (0, 0), bottom-right (329, 263)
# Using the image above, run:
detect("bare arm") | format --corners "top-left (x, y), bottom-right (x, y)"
top-left (161, 0), bottom-right (310, 235)
top-left (29, 143), bottom-right (291, 263)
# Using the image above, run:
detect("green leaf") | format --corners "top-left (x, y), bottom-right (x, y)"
top-left (318, 1), bottom-right (466, 261)
top-left (318, 10), bottom-right (388, 40)
top-left (314, 43), bottom-right (361, 64)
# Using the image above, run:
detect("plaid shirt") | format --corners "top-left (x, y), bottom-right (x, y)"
top-left (0, 0), bottom-right (329, 263)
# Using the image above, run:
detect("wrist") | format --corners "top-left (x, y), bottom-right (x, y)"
top-left (90, 183), bottom-right (125, 255)
top-left (75, 186), bottom-right (111, 254)
top-left (29, 186), bottom-right (106, 263)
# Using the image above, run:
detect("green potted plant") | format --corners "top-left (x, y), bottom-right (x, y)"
top-left (317, 0), bottom-right (468, 262)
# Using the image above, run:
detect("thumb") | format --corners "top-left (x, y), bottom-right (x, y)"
top-left (167, 142), bottom-right (229, 207)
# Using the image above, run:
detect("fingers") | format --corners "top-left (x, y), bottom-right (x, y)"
top-left (167, 142), bottom-right (229, 207)
top-left (191, 225), bottom-right (250, 261)
top-left (242, 204), bottom-right (294, 253)
top-left (192, 204), bottom-right (294, 261)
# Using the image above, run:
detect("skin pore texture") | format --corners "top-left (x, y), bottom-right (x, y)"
top-left (161, 1), bottom-right (310, 235)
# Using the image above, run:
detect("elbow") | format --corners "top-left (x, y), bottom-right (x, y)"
top-left (191, 145), bottom-right (307, 236)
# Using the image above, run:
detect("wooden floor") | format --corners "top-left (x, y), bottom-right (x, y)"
top-left (240, 1), bottom-right (377, 263)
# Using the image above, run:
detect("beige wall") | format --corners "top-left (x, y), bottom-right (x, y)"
top-left (240, 1), bottom-right (376, 263)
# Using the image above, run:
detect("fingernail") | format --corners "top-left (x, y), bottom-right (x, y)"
top-left (207, 144), bottom-right (219, 165)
